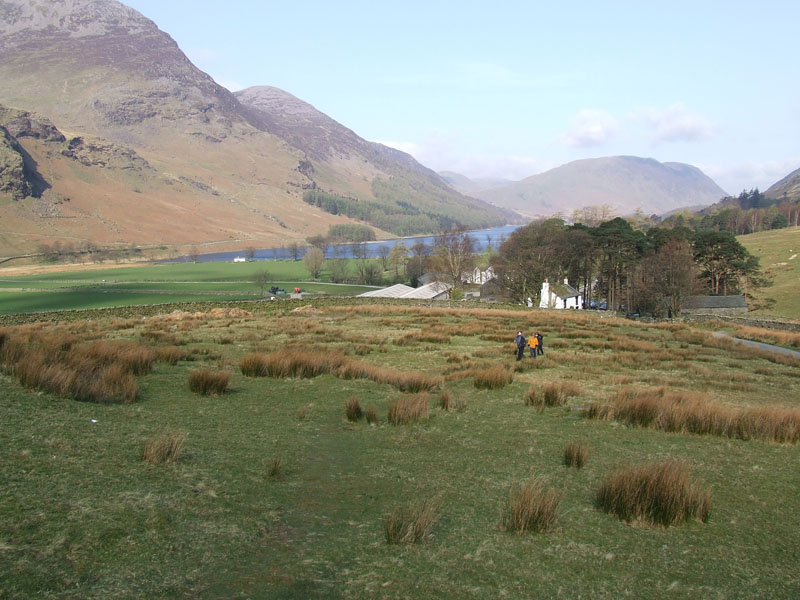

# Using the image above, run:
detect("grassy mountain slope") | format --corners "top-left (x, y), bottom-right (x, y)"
top-left (476, 156), bottom-right (728, 218)
top-left (738, 226), bottom-right (800, 320)
top-left (765, 166), bottom-right (800, 201)
top-left (0, 1), bottom-right (513, 257)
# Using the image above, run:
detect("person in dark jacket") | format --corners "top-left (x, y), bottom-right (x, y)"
top-left (536, 332), bottom-right (544, 355)
top-left (514, 331), bottom-right (526, 361)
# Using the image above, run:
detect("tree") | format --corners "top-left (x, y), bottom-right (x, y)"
top-left (253, 269), bottom-right (272, 296)
top-left (640, 239), bottom-right (697, 316)
top-left (590, 218), bottom-right (646, 311)
top-left (329, 259), bottom-right (350, 283)
top-left (389, 243), bottom-right (408, 280)
top-left (430, 230), bottom-right (476, 290)
top-left (187, 247), bottom-right (200, 263)
top-left (306, 235), bottom-right (329, 256)
top-left (303, 246), bottom-right (325, 279)
top-left (408, 241), bottom-right (430, 286)
top-left (244, 246), bottom-right (256, 261)
top-left (377, 245), bottom-right (391, 270)
top-left (287, 241), bottom-right (302, 261)
top-left (356, 260), bottom-right (383, 285)
top-left (692, 230), bottom-right (751, 295)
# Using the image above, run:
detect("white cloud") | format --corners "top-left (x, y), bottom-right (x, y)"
top-left (701, 158), bottom-right (800, 196)
top-left (637, 104), bottom-right (715, 143)
top-left (562, 109), bottom-right (620, 148)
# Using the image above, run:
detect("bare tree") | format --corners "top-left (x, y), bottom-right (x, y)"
top-left (287, 241), bottom-right (302, 261)
top-left (187, 247), bottom-right (200, 263)
top-left (430, 230), bottom-right (476, 289)
top-left (253, 269), bottom-right (272, 296)
top-left (303, 246), bottom-right (325, 279)
top-left (377, 245), bottom-right (390, 270)
top-left (389, 243), bottom-right (408, 280)
top-left (245, 246), bottom-right (256, 261)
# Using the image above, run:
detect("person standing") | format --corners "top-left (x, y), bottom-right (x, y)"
top-left (514, 331), bottom-right (527, 361)
top-left (537, 332), bottom-right (544, 355)
top-left (528, 333), bottom-right (538, 358)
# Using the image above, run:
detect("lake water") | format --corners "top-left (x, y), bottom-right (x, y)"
top-left (179, 225), bottom-right (520, 262)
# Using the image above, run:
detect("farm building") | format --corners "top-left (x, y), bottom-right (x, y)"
top-left (358, 281), bottom-right (452, 300)
top-left (680, 295), bottom-right (748, 316)
top-left (538, 279), bottom-right (583, 309)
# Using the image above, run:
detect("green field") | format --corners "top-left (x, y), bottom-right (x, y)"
top-left (0, 261), bottom-right (376, 315)
top-left (1, 301), bottom-right (799, 598)
top-left (739, 226), bottom-right (800, 319)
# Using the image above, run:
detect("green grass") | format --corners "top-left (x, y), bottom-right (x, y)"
top-left (1, 303), bottom-right (799, 598)
top-left (738, 226), bottom-right (800, 319)
top-left (0, 261), bottom-right (377, 315)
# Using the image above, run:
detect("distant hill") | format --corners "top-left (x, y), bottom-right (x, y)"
top-left (438, 171), bottom-right (515, 196)
top-left (765, 167), bottom-right (800, 201)
top-left (0, 0), bottom-right (513, 257)
top-left (474, 156), bottom-right (728, 218)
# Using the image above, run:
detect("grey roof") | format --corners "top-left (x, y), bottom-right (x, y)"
top-left (358, 281), bottom-right (451, 300)
top-left (550, 283), bottom-right (580, 299)
top-left (358, 284), bottom-right (414, 298)
top-left (681, 295), bottom-right (748, 309)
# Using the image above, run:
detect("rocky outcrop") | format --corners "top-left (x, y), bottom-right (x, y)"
top-left (62, 136), bottom-right (153, 171)
top-left (0, 125), bottom-right (29, 199)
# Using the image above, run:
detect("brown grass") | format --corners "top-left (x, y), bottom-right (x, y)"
top-left (188, 369), bottom-right (230, 396)
top-left (154, 345), bottom-right (185, 366)
top-left (595, 460), bottom-right (711, 526)
top-left (365, 406), bottom-right (379, 424)
top-left (239, 349), bottom-right (440, 393)
top-left (385, 494), bottom-right (442, 544)
top-left (500, 477), bottom-right (562, 534)
top-left (473, 365), bottom-right (513, 389)
top-left (590, 387), bottom-right (800, 443)
top-left (564, 442), bottom-right (588, 469)
top-left (387, 393), bottom-right (430, 425)
top-left (525, 381), bottom-right (581, 411)
top-left (141, 431), bottom-right (185, 465)
top-left (345, 396), bottom-right (363, 422)
top-left (438, 389), bottom-right (452, 411)
top-left (269, 454), bottom-right (282, 478)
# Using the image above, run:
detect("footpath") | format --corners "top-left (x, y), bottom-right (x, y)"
top-left (712, 331), bottom-right (800, 360)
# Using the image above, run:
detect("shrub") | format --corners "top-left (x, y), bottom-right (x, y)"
top-left (141, 431), bottom-right (185, 465)
top-left (500, 477), bottom-right (561, 534)
top-left (596, 460), bottom-right (711, 526)
top-left (345, 396), bottom-right (363, 421)
top-left (385, 495), bottom-right (442, 544)
top-left (387, 393), bottom-right (430, 425)
top-left (473, 365), bottom-right (513, 390)
top-left (188, 369), bottom-right (230, 396)
top-left (564, 442), bottom-right (588, 469)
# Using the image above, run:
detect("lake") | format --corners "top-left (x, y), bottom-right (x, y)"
top-left (180, 225), bottom-right (521, 262)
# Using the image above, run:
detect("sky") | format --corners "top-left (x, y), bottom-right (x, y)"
top-left (122, 0), bottom-right (800, 195)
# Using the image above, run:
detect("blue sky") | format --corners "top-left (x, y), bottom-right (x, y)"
top-left (123, 0), bottom-right (799, 195)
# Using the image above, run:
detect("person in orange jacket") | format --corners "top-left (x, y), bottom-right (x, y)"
top-left (528, 333), bottom-right (538, 358)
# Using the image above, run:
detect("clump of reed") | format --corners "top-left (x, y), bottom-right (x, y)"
top-left (564, 442), bottom-right (588, 469)
top-left (345, 396), bottom-right (363, 422)
top-left (500, 477), bottom-right (562, 534)
top-left (0, 330), bottom-right (146, 404)
top-left (365, 406), bottom-right (379, 424)
top-left (141, 431), bottom-right (186, 465)
top-left (595, 460), bottom-right (711, 526)
top-left (589, 387), bottom-right (800, 444)
top-left (525, 381), bottom-right (582, 411)
top-left (395, 331), bottom-right (451, 346)
top-left (387, 393), bottom-right (430, 425)
top-left (154, 345), bottom-right (185, 366)
top-left (239, 349), bottom-right (440, 393)
top-left (188, 369), bottom-right (230, 396)
top-left (385, 494), bottom-right (442, 544)
top-left (473, 365), bottom-right (513, 390)
top-left (438, 389), bottom-right (452, 411)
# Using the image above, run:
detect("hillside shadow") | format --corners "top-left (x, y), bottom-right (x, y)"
top-left (18, 144), bottom-right (51, 198)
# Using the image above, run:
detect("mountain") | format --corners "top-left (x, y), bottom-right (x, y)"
top-left (765, 167), bottom-right (800, 201)
top-left (474, 156), bottom-right (728, 218)
top-left (0, 0), bottom-right (513, 257)
top-left (438, 171), bottom-right (515, 196)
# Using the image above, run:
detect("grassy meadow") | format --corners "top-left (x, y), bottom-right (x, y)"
top-left (0, 261), bottom-right (376, 315)
top-left (2, 300), bottom-right (799, 599)
top-left (739, 226), bottom-right (800, 319)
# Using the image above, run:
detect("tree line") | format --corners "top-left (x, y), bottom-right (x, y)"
top-left (490, 215), bottom-right (769, 316)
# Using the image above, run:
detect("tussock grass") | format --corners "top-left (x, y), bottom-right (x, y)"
top-left (141, 431), bottom-right (185, 465)
top-left (188, 369), bottom-right (230, 396)
top-left (154, 345), bottom-right (185, 365)
top-left (500, 477), bottom-right (562, 534)
top-left (387, 393), bottom-right (430, 425)
top-left (596, 460), bottom-right (711, 527)
top-left (472, 364), bottom-right (513, 389)
top-left (525, 381), bottom-right (581, 411)
top-left (385, 495), bottom-right (442, 544)
top-left (365, 406), bottom-right (379, 424)
top-left (239, 349), bottom-right (440, 392)
top-left (298, 403), bottom-right (313, 420)
top-left (345, 396), bottom-right (363, 421)
top-left (269, 454), bottom-right (282, 478)
top-left (395, 331), bottom-right (451, 345)
top-left (564, 442), bottom-right (588, 468)
top-left (589, 387), bottom-right (800, 443)
top-left (439, 389), bottom-right (452, 411)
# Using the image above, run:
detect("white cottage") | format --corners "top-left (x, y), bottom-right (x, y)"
top-left (539, 278), bottom-right (583, 310)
